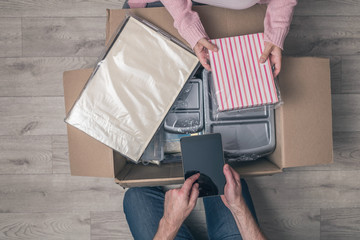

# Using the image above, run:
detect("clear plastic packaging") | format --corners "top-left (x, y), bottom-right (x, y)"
top-left (161, 68), bottom-right (276, 162)
top-left (163, 131), bottom-right (202, 154)
top-left (140, 127), bottom-right (164, 166)
top-left (162, 152), bottom-right (182, 164)
top-left (164, 79), bottom-right (204, 134)
top-left (209, 75), bottom-right (283, 118)
top-left (203, 70), bottom-right (276, 162)
top-left (64, 14), bottom-right (200, 163)
top-left (140, 126), bottom-right (203, 166)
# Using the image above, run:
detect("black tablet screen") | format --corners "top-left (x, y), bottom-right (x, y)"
top-left (180, 133), bottom-right (226, 197)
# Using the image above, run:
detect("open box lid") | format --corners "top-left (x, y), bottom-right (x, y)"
top-left (273, 57), bottom-right (333, 168)
top-left (63, 69), bottom-right (115, 178)
top-left (106, 5), bottom-right (266, 45)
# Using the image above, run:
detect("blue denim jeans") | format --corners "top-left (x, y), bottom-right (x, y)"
top-left (123, 179), bottom-right (258, 240)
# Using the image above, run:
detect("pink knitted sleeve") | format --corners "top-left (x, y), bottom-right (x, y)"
top-left (128, 0), bottom-right (208, 49)
top-left (260, 0), bottom-right (297, 49)
top-left (160, 0), bottom-right (208, 48)
top-left (128, 0), bottom-right (148, 8)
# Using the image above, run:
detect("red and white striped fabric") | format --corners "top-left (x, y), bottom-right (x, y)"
top-left (209, 33), bottom-right (279, 111)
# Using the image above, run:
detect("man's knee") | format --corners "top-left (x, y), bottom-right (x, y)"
top-left (123, 187), bottom-right (143, 213)
top-left (123, 187), bottom-right (163, 212)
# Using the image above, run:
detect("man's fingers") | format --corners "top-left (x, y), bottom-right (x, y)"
top-left (189, 183), bottom-right (199, 207)
top-left (223, 164), bottom-right (236, 186)
top-left (229, 166), bottom-right (240, 182)
top-left (199, 38), bottom-right (218, 52)
top-left (259, 44), bottom-right (273, 63)
top-left (182, 173), bottom-right (200, 194)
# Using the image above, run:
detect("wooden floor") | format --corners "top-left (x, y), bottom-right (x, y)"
top-left (1, 0), bottom-right (360, 239)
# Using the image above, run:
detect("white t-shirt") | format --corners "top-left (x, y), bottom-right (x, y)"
top-left (194, 0), bottom-right (259, 10)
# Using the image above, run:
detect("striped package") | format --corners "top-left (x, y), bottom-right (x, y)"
top-left (208, 33), bottom-right (279, 111)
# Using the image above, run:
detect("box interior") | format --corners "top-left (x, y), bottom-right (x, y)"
top-left (64, 67), bottom-right (285, 183)
top-left (63, 5), bottom-right (333, 187)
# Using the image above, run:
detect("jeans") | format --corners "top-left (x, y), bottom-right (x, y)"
top-left (123, 179), bottom-right (258, 240)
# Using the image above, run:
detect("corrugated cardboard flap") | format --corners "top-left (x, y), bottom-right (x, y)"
top-left (106, 5), bottom-right (266, 45)
top-left (232, 158), bottom-right (282, 176)
top-left (275, 57), bottom-right (333, 168)
top-left (115, 162), bottom-right (184, 188)
top-left (63, 69), bottom-right (115, 178)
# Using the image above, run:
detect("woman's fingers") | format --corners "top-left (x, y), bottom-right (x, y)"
top-left (195, 50), bottom-right (211, 71)
top-left (259, 43), bottom-right (273, 63)
top-left (194, 38), bottom-right (218, 71)
top-left (198, 38), bottom-right (218, 52)
top-left (273, 60), bottom-right (281, 77)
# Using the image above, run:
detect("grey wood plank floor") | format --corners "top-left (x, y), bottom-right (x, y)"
top-left (0, 1), bottom-right (359, 239)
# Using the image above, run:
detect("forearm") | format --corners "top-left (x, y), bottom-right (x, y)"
top-left (260, 0), bottom-right (297, 49)
top-left (160, 0), bottom-right (208, 48)
top-left (153, 217), bottom-right (180, 240)
top-left (230, 198), bottom-right (266, 240)
top-left (127, 0), bottom-right (155, 8)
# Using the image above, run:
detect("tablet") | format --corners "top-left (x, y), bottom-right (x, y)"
top-left (180, 133), bottom-right (226, 197)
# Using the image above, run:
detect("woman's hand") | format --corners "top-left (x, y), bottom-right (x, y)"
top-left (195, 38), bottom-right (281, 77)
top-left (193, 38), bottom-right (218, 71)
top-left (259, 41), bottom-right (282, 77)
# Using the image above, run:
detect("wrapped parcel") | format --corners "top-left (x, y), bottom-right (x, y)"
top-left (65, 16), bottom-right (199, 162)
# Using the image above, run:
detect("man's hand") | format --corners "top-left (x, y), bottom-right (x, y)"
top-left (154, 173), bottom-right (200, 240)
top-left (221, 164), bottom-right (244, 212)
top-left (193, 38), bottom-right (218, 71)
top-left (163, 173), bottom-right (200, 227)
top-left (220, 164), bottom-right (267, 240)
top-left (259, 41), bottom-right (282, 77)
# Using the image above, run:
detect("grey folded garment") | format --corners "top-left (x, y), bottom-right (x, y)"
top-left (65, 16), bottom-right (199, 162)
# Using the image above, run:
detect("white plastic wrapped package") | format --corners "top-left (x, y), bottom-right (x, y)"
top-left (65, 15), bottom-right (200, 162)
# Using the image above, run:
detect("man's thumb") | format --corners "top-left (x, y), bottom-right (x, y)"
top-left (223, 164), bottom-right (235, 185)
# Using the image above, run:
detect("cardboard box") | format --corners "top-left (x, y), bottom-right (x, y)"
top-left (63, 5), bottom-right (333, 188)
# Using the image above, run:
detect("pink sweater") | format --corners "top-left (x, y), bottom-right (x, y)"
top-left (128, 0), bottom-right (297, 50)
